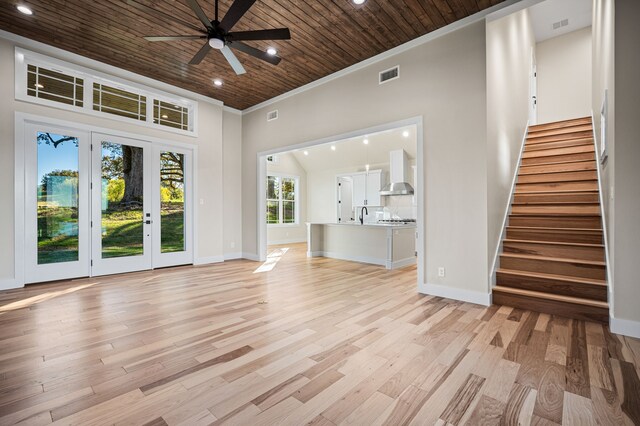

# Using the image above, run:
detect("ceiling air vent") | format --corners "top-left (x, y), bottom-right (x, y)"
top-left (379, 66), bottom-right (400, 85)
top-left (267, 110), bottom-right (278, 121)
top-left (552, 19), bottom-right (569, 30)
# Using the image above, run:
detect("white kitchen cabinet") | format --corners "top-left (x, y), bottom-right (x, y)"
top-left (348, 170), bottom-right (383, 207)
top-left (366, 171), bottom-right (383, 206)
top-left (352, 173), bottom-right (366, 207)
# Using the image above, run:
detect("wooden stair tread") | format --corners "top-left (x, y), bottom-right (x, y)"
top-left (493, 286), bottom-right (608, 308)
top-left (520, 158), bottom-right (597, 168)
top-left (529, 117), bottom-right (592, 131)
top-left (500, 252), bottom-right (605, 266)
top-left (514, 188), bottom-right (599, 195)
top-left (496, 268), bottom-right (606, 286)
top-left (512, 201), bottom-right (599, 205)
top-left (507, 226), bottom-right (602, 232)
top-left (503, 239), bottom-right (604, 249)
top-left (527, 125), bottom-right (594, 139)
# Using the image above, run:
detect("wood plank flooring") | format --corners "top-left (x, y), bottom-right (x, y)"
top-left (0, 243), bottom-right (638, 425)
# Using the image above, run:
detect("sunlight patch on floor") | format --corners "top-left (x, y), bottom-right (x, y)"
top-left (0, 283), bottom-right (95, 315)
top-left (254, 247), bottom-right (290, 273)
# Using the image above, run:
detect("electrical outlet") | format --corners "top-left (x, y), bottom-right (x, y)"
top-left (438, 267), bottom-right (445, 278)
top-left (199, 198), bottom-right (205, 205)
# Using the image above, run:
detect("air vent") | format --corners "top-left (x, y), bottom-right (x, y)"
top-left (267, 110), bottom-right (278, 121)
top-left (379, 66), bottom-right (400, 84)
top-left (552, 19), bottom-right (569, 30)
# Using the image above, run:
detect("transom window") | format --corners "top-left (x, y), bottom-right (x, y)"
top-left (27, 64), bottom-right (84, 107)
top-left (16, 48), bottom-right (197, 136)
top-left (266, 175), bottom-right (298, 225)
top-left (93, 83), bottom-right (147, 121)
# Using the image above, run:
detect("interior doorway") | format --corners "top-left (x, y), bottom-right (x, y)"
top-left (19, 117), bottom-right (194, 284)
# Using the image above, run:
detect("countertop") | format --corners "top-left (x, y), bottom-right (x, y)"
top-left (307, 222), bottom-right (417, 229)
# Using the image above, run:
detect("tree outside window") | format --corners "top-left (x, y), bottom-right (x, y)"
top-left (267, 175), bottom-right (297, 225)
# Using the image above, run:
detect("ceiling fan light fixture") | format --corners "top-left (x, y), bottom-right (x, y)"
top-left (267, 47), bottom-right (277, 56)
top-left (353, 0), bottom-right (366, 5)
top-left (17, 5), bottom-right (33, 15)
top-left (213, 79), bottom-right (223, 87)
top-left (208, 38), bottom-right (225, 50)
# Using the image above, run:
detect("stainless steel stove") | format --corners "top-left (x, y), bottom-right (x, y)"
top-left (377, 219), bottom-right (417, 225)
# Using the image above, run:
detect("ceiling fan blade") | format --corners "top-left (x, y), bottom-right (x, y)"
top-left (228, 41), bottom-right (281, 66)
top-left (144, 35), bottom-right (207, 41)
top-left (219, 0), bottom-right (257, 32)
top-left (186, 0), bottom-right (213, 30)
top-left (227, 28), bottom-right (291, 41)
top-left (221, 46), bottom-right (247, 75)
top-left (189, 42), bottom-right (212, 65)
top-left (127, 0), bottom-right (205, 33)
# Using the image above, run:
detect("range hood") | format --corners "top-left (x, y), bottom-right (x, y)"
top-left (380, 149), bottom-right (414, 196)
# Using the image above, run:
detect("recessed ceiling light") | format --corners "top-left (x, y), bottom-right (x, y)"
top-left (331, 145), bottom-right (336, 151)
top-left (402, 130), bottom-right (409, 138)
top-left (303, 150), bottom-right (309, 156)
top-left (17, 5), bottom-right (33, 15)
top-left (353, 0), bottom-right (366, 4)
top-left (363, 138), bottom-right (369, 145)
top-left (267, 47), bottom-right (277, 56)
top-left (34, 83), bottom-right (44, 89)
top-left (213, 79), bottom-right (223, 87)
top-left (161, 114), bottom-right (168, 119)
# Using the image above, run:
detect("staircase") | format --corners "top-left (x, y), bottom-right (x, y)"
top-left (493, 116), bottom-right (609, 323)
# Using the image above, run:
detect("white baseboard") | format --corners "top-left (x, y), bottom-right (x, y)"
top-left (267, 238), bottom-right (307, 245)
top-left (389, 257), bottom-right (417, 270)
top-left (610, 317), bottom-right (640, 339)
top-left (223, 252), bottom-right (243, 261)
top-left (0, 278), bottom-right (21, 291)
top-left (419, 282), bottom-right (491, 306)
top-left (242, 252), bottom-right (260, 261)
top-left (193, 256), bottom-right (225, 265)
top-left (308, 251), bottom-right (387, 268)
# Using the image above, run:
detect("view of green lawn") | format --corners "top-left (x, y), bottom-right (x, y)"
top-left (37, 204), bottom-right (185, 262)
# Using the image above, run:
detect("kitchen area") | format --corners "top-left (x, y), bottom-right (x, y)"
top-left (295, 126), bottom-right (418, 270)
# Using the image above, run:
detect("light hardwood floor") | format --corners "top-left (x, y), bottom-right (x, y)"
top-left (0, 243), bottom-right (638, 425)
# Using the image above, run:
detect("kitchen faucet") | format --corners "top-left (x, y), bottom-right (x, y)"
top-left (359, 206), bottom-right (368, 225)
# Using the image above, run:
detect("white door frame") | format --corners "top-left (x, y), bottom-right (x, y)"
top-left (22, 122), bottom-right (91, 284)
top-left (529, 49), bottom-right (538, 125)
top-left (14, 112), bottom-right (197, 287)
top-left (256, 116), bottom-right (425, 287)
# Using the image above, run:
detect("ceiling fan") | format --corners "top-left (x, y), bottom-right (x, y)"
top-left (129, 0), bottom-right (291, 75)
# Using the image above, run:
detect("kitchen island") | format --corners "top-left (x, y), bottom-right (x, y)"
top-left (306, 222), bottom-right (416, 269)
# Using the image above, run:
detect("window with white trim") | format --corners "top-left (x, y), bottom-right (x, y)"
top-left (27, 64), bottom-right (84, 107)
top-left (16, 48), bottom-right (197, 136)
top-left (266, 175), bottom-right (298, 225)
top-left (93, 83), bottom-right (147, 121)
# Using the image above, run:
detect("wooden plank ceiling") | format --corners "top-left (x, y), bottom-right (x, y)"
top-left (0, 0), bottom-right (505, 110)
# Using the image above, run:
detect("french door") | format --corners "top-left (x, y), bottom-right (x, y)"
top-left (24, 124), bottom-right (91, 283)
top-left (23, 124), bottom-right (193, 284)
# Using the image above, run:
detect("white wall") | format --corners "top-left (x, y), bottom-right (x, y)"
top-left (243, 21), bottom-right (489, 300)
top-left (612, 0), bottom-right (640, 331)
top-left (486, 9), bottom-right (536, 273)
top-left (0, 35), bottom-right (242, 288)
top-left (266, 153), bottom-right (308, 244)
top-left (223, 110), bottom-right (243, 259)
top-left (537, 27), bottom-right (593, 124)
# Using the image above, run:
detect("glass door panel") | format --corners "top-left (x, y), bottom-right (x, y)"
top-left (152, 147), bottom-right (192, 268)
top-left (160, 151), bottom-right (185, 253)
top-left (25, 124), bottom-right (89, 283)
top-left (91, 134), bottom-right (152, 276)
top-left (100, 142), bottom-right (145, 258)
